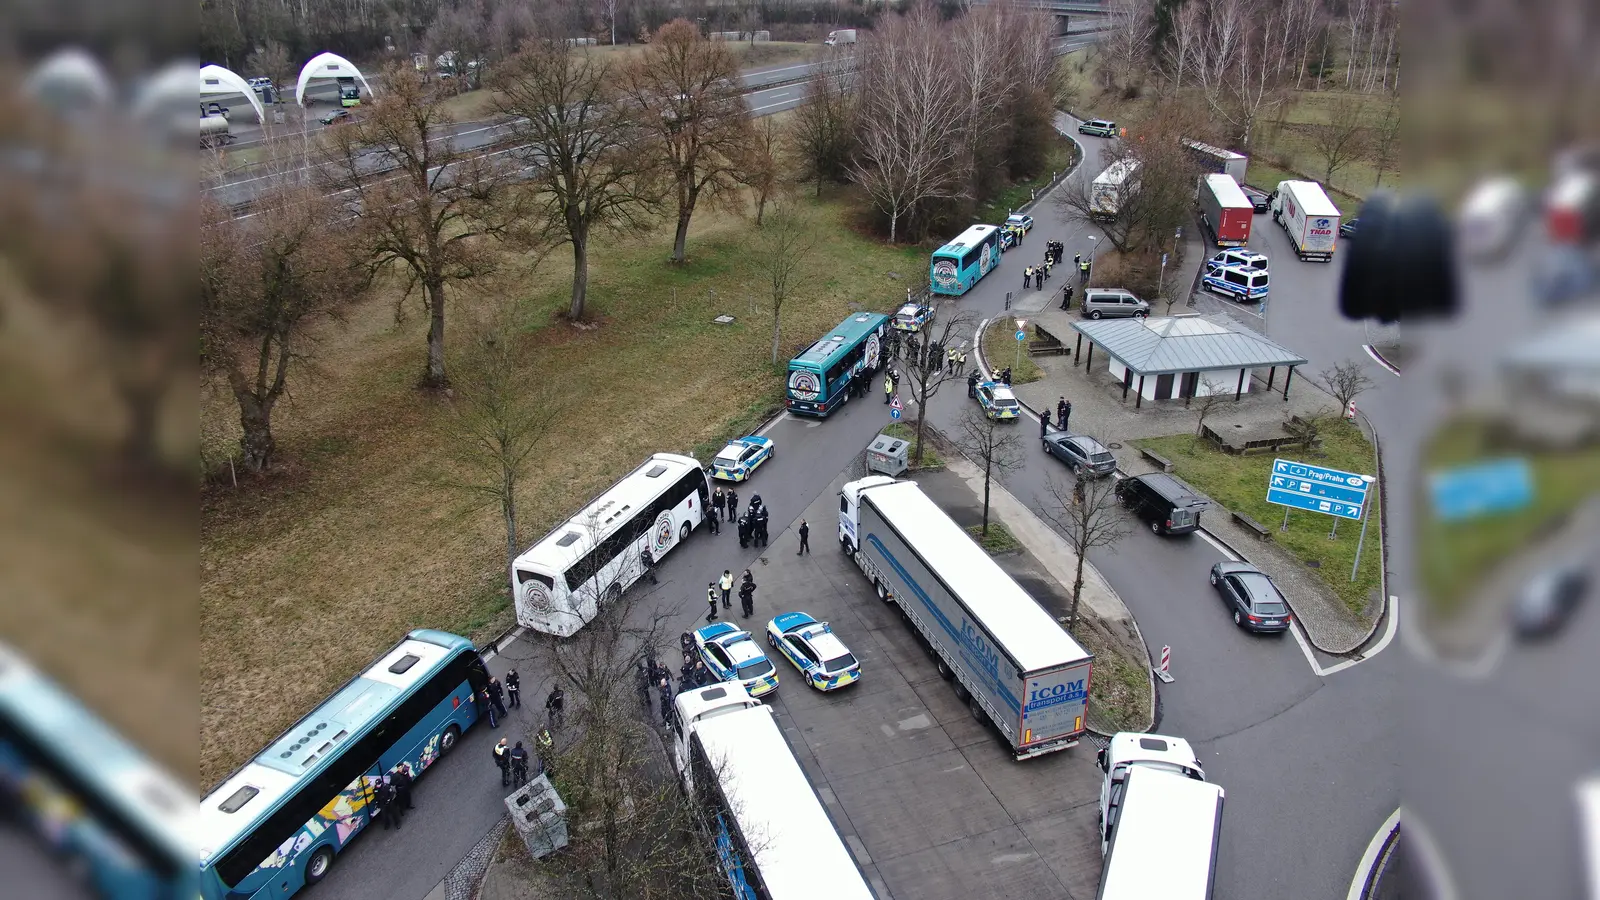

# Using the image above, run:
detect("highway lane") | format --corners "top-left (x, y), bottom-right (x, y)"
top-left (899, 111), bottom-right (1398, 899)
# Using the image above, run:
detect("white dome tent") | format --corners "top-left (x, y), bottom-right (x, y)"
top-left (198, 64), bottom-right (266, 123)
top-left (293, 52), bottom-right (375, 107)
top-left (24, 48), bottom-right (113, 108)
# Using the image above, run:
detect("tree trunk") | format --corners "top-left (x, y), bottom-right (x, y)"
top-left (423, 276), bottom-right (449, 388)
top-left (1069, 552), bottom-right (1086, 634)
top-left (502, 471), bottom-right (518, 569)
top-left (981, 457), bottom-right (992, 536)
top-left (888, 204), bottom-right (899, 244)
top-left (235, 391), bottom-right (277, 474)
top-left (770, 308), bottom-right (782, 366)
top-left (755, 190), bottom-right (768, 227)
top-left (570, 231), bottom-right (590, 320)
top-left (671, 202), bottom-right (694, 263)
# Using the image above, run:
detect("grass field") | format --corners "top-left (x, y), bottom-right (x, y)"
top-left (199, 192), bottom-right (922, 786)
top-left (1136, 421), bottom-right (1384, 615)
top-left (974, 133), bottom-right (1079, 226)
top-left (983, 316), bottom-right (1043, 385)
top-left (1419, 419), bottom-right (1600, 618)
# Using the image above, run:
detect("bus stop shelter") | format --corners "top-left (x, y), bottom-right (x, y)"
top-left (1036, 313), bottom-right (1308, 408)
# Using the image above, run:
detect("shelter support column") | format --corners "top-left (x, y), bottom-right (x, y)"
top-left (1235, 368), bottom-right (1246, 401)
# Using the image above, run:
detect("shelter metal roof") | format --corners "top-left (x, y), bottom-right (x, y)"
top-left (1071, 315), bottom-right (1308, 376)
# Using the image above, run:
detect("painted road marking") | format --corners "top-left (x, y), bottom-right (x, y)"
top-left (1364, 343), bottom-right (1401, 376)
top-left (1346, 807), bottom-right (1401, 900)
top-left (1402, 609), bottom-right (1508, 681)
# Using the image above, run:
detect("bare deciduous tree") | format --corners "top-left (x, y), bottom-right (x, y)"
top-left (433, 310), bottom-right (561, 570)
top-left (1098, 0), bottom-right (1158, 96)
top-left (1307, 94), bottom-right (1370, 184)
top-left (200, 180), bottom-right (368, 474)
top-left (244, 40), bottom-right (293, 100)
top-left (1039, 475), bottom-right (1130, 635)
top-left (849, 3), bottom-right (964, 243)
top-left (895, 302), bottom-right (979, 467)
top-left (1056, 103), bottom-right (1205, 253)
top-left (1320, 359), bottom-right (1374, 412)
top-left (1194, 0), bottom-right (1285, 149)
top-left (623, 20), bottom-right (753, 263)
top-left (322, 64), bottom-right (526, 388)
top-left (495, 41), bottom-right (660, 320)
top-left (737, 114), bottom-right (785, 226)
top-left (1283, 410), bottom-right (1335, 450)
top-left (753, 198), bottom-right (817, 366)
top-left (426, 0), bottom-right (493, 91)
top-left (1191, 378), bottom-right (1232, 441)
top-left (952, 407), bottom-right (1025, 537)
top-left (1165, 0), bottom-right (1206, 94)
top-left (791, 50), bottom-right (858, 197)
top-left (1368, 98), bottom-right (1400, 186)
top-left (951, 4), bottom-right (1016, 198)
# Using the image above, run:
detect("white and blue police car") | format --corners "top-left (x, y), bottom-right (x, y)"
top-left (709, 435), bottom-right (774, 482)
top-left (892, 302), bottom-right (934, 333)
top-left (692, 623), bottom-right (779, 697)
top-left (975, 381), bottom-right (1021, 420)
top-left (765, 612), bottom-right (862, 691)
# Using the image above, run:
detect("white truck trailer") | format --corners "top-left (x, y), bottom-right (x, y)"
top-left (839, 476), bottom-right (1094, 759)
top-left (824, 29), bottom-right (858, 45)
top-left (1271, 179), bottom-right (1341, 261)
top-left (1096, 732), bottom-right (1224, 900)
top-left (1090, 158), bottom-right (1140, 219)
top-left (1182, 138), bottom-right (1248, 183)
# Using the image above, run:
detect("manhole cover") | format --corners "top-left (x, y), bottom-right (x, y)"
top-left (712, 314), bottom-right (736, 325)
top-left (1305, 560), bottom-right (1322, 569)
top-left (1108, 442), bottom-right (1123, 449)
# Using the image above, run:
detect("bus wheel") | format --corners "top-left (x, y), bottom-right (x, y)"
top-left (680, 522), bottom-right (691, 542)
top-left (440, 724), bottom-right (461, 754)
top-left (306, 845), bottom-right (336, 885)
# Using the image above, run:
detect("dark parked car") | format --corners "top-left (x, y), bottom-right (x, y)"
top-left (320, 109), bottom-right (352, 126)
top-left (1240, 184), bottom-right (1271, 213)
top-left (1512, 563), bottom-right (1589, 638)
top-left (1043, 433), bottom-right (1117, 477)
top-left (1340, 217), bottom-right (1359, 238)
top-left (1209, 562), bottom-right (1292, 633)
top-left (1115, 473), bottom-right (1208, 535)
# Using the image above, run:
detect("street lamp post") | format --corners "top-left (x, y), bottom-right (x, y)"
top-left (1087, 235), bottom-right (1099, 285)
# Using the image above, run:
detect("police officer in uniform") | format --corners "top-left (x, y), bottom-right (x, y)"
top-left (967, 369), bottom-right (980, 398)
top-left (755, 504), bottom-right (770, 547)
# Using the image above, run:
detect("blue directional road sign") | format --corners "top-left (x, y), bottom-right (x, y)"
top-left (1428, 458), bottom-right (1533, 522)
top-left (890, 408), bottom-right (902, 420)
top-left (1266, 458), bottom-right (1371, 521)
top-left (1016, 330), bottom-right (1027, 342)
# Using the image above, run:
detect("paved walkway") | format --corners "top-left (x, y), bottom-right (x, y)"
top-left (977, 285), bottom-right (1380, 652)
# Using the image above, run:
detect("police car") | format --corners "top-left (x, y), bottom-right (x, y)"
top-left (1000, 227), bottom-right (1020, 250)
top-left (692, 623), bottom-right (779, 697)
top-left (709, 435), bottom-right (774, 482)
top-left (1004, 213), bottom-right (1035, 235)
top-left (892, 302), bottom-right (933, 332)
top-left (975, 381), bottom-right (1021, 420)
top-left (765, 612), bottom-right (862, 691)
top-left (1203, 249), bottom-right (1270, 301)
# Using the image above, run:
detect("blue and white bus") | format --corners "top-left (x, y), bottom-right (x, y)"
top-left (512, 452), bottom-right (711, 636)
top-left (785, 312), bottom-right (890, 417)
top-left (0, 641), bottom-right (197, 900)
top-left (671, 684), bottom-right (877, 900)
top-left (929, 224), bottom-right (1002, 296)
top-left (198, 630), bottom-right (489, 900)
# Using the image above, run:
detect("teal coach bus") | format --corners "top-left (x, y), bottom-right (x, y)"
top-left (199, 630), bottom-right (490, 900)
top-left (930, 224), bottom-right (1003, 296)
top-left (786, 311), bottom-right (890, 417)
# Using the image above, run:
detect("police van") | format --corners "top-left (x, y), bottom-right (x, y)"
top-left (1202, 249), bottom-right (1269, 302)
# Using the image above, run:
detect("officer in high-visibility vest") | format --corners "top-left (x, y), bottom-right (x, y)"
top-left (884, 371), bottom-right (896, 404)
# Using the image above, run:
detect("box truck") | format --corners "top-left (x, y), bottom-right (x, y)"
top-left (1198, 173), bottom-right (1253, 247)
top-left (1097, 732), bottom-right (1224, 900)
top-left (1546, 170), bottom-right (1600, 245)
top-left (1271, 180), bottom-right (1341, 261)
top-left (839, 476), bottom-right (1094, 759)
top-left (1091, 158), bottom-right (1140, 220)
top-left (1182, 138), bottom-right (1248, 183)
top-left (824, 29), bottom-right (858, 45)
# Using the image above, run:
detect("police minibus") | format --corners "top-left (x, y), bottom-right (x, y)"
top-left (1202, 260), bottom-right (1269, 302)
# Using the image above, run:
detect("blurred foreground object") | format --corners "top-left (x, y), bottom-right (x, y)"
top-left (1339, 192), bottom-right (1459, 323)
top-left (0, 641), bottom-right (197, 899)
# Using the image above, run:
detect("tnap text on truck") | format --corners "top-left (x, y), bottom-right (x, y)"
top-left (839, 476), bottom-right (1094, 759)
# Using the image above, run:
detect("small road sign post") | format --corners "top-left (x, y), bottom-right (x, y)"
top-left (890, 408), bottom-right (902, 420)
top-left (1014, 319), bottom-right (1027, 373)
top-left (1153, 645), bottom-right (1174, 683)
top-left (1351, 474), bottom-right (1378, 581)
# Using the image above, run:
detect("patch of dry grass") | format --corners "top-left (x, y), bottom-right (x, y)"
top-left (200, 193), bottom-right (922, 786)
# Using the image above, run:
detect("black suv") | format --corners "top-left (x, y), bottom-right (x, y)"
top-left (1115, 473), bottom-right (1208, 535)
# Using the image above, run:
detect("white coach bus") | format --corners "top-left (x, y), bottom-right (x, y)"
top-left (512, 453), bottom-right (711, 636)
